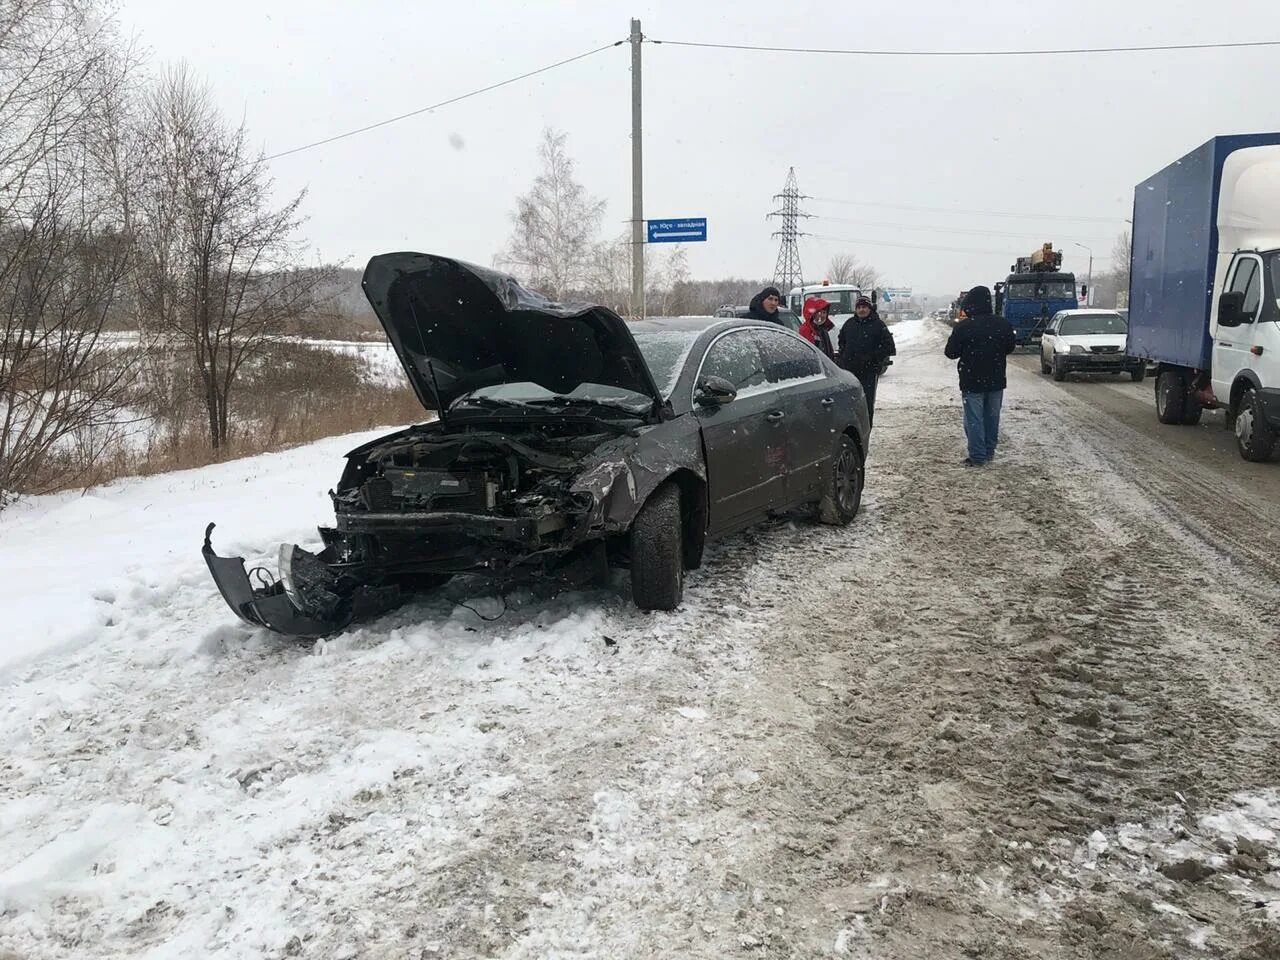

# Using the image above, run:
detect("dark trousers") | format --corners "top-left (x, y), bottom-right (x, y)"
top-left (854, 372), bottom-right (879, 426)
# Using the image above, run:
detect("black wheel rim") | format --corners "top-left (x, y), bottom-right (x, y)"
top-left (836, 448), bottom-right (860, 513)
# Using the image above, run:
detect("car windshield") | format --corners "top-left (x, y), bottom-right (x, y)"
top-left (1059, 313), bottom-right (1127, 336)
top-left (1009, 281), bottom-right (1075, 299)
top-left (634, 330), bottom-right (700, 397)
top-left (455, 381), bottom-right (653, 414)
top-left (805, 290), bottom-right (862, 314)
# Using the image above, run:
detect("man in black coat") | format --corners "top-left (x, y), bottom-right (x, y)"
top-left (837, 296), bottom-right (896, 426)
top-left (746, 286), bottom-right (786, 325)
top-left (943, 285), bottom-right (1017, 466)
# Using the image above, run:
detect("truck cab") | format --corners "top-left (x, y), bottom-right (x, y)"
top-left (995, 265), bottom-right (1078, 346)
top-left (787, 283), bottom-right (868, 323)
top-left (1209, 249), bottom-right (1280, 458)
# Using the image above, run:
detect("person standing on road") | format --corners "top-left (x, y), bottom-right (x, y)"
top-left (799, 296), bottom-right (837, 361)
top-left (747, 286), bottom-right (787, 325)
top-left (837, 296), bottom-right (896, 426)
top-left (943, 285), bottom-right (1017, 467)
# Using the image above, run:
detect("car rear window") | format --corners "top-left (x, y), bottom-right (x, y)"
top-left (634, 331), bottom-right (699, 397)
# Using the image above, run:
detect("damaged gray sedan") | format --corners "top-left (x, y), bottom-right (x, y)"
top-left (204, 253), bottom-right (870, 637)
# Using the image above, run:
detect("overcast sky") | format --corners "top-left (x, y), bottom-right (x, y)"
top-left (116, 0), bottom-right (1280, 298)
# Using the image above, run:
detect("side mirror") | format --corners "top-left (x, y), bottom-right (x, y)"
top-left (1218, 291), bottom-right (1247, 328)
top-left (695, 375), bottom-right (737, 406)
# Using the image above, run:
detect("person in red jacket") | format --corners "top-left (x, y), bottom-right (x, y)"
top-left (799, 296), bottom-right (836, 361)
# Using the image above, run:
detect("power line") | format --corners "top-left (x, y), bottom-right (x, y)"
top-left (264, 41), bottom-right (624, 161)
top-left (648, 37), bottom-right (1280, 57)
top-left (809, 215), bottom-right (1116, 244)
top-left (809, 196), bottom-right (1123, 224)
top-left (808, 233), bottom-right (1020, 257)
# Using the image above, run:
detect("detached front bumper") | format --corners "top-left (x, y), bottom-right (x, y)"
top-left (202, 524), bottom-right (359, 638)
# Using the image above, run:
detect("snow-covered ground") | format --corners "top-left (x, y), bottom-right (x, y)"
top-left (3, 317), bottom-right (1279, 959)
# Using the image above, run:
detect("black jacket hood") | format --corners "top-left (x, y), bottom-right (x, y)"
top-left (963, 285), bottom-right (994, 316)
top-left (362, 253), bottom-right (663, 417)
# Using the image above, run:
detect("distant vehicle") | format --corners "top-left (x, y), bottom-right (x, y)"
top-left (1039, 309), bottom-right (1145, 382)
top-left (205, 254), bottom-right (870, 636)
top-left (785, 283), bottom-right (869, 321)
top-left (1127, 133), bottom-right (1280, 462)
top-left (994, 243), bottom-right (1080, 347)
top-left (715, 304), bottom-right (800, 332)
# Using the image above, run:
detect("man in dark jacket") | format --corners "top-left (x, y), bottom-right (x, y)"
top-left (747, 286), bottom-right (786, 325)
top-left (837, 296), bottom-right (896, 426)
top-left (943, 285), bottom-right (1017, 466)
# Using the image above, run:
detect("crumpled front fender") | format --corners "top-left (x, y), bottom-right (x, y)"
top-left (202, 523), bottom-right (350, 639)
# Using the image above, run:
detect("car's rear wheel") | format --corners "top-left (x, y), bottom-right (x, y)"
top-left (1156, 369), bottom-right (1187, 424)
top-left (1235, 387), bottom-right (1277, 462)
top-left (819, 434), bottom-right (864, 526)
top-left (630, 482), bottom-right (684, 611)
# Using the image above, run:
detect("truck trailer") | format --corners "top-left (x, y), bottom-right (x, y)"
top-left (1128, 133), bottom-right (1280, 461)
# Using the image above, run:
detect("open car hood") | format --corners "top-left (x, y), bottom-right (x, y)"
top-left (362, 253), bottom-right (663, 416)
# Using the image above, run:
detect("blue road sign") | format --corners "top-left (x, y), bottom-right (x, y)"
top-left (647, 218), bottom-right (707, 243)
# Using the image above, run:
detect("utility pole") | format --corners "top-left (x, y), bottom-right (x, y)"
top-left (630, 18), bottom-right (644, 320)
top-left (1073, 241), bottom-right (1093, 305)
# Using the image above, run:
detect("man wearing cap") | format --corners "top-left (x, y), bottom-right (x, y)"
top-left (747, 286), bottom-right (787, 325)
top-left (944, 285), bottom-right (1017, 466)
top-left (837, 296), bottom-right (896, 426)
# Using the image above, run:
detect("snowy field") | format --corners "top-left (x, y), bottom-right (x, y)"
top-left (2, 319), bottom-right (1279, 959)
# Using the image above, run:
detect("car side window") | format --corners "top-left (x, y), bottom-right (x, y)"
top-left (1237, 258), bottom-right (1262, 319)
top-left (756, 330), bottom-right (821, 383)
top-left (701, 331), bottom-right (768, 392)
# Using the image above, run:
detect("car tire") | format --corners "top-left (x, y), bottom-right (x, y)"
top-left (819, 433), bottom-right (865, 526)
top-left (1052, 358), bottom-right (1067, 381)
top-left (1235, 387), bottom-right (1277, 462)
top-left (1040, 356), bottom-right (1051, 375)
top-left (1156, 369), bottom-right (1188, 424)
top-left (1130, 366), bottom-right (1146, 383)
top-left (630, 482), bottom-right (684, 611)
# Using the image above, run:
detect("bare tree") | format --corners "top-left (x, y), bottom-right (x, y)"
top-left (129, 66), bottom-right (328, 450)
top-left (502, 128), bottom-right (605, 300)
top-left (0, 0), bottom-right (141, 502)
top-left (1111, 228), bottom-right (1131, 295)
top-left (825, 253), bottom-right (880, 289)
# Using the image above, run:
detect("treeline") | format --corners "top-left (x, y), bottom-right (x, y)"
top-left (0, 1), bottom-right (396, 502)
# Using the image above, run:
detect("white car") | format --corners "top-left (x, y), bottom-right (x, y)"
top-left (1040, 309), bottom-right (1146, 383)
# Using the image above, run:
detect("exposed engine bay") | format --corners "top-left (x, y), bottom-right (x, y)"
top-left (203, 423), bottom-right (632, 638)
top-left (333, 425), bottom-right (616, 536)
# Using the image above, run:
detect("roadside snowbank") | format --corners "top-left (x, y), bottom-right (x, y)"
top-left (0, 429), bottom-right (392, 676)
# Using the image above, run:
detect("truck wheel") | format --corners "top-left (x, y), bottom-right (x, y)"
top-left (630, 482), bottom-right (684, 611)
top-left (1130, 365), bottom-right (1146, 383)
top-left (818, 434), bottom-right (864, 526)
top-left (1235, 387), bottom-right (1277, 462)
top-left (1052, 358), bottom-right (1067, 382)
top-left (1156, 369), bottom-right (1188, 424)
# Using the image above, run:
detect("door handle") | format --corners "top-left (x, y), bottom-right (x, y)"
top-left (765, 410), bottom-right (786, 421)
top-left (821, 397), bottom-right (836, 407)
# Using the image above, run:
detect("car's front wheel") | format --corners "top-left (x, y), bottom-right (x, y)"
top-left (818, 434), bottom-right (864, 526)
top-left (1052, 357), bottom-right (1067, 381)
top-left (1130, 365), bottom-right (1146, 383)
top-left (1235, 386), bottom-right (1277, 462)
top-left (630, 482), bottom-right (684, 611)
